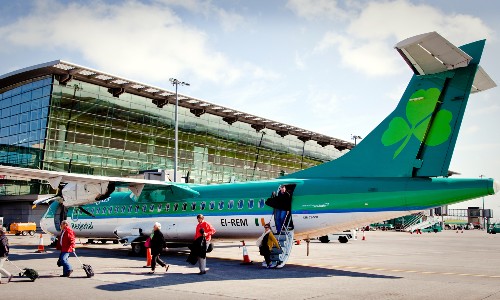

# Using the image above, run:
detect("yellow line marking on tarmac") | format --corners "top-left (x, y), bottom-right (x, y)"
top-left (296, 264), bottom-right (499, 278)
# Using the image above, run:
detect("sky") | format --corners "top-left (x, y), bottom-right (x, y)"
top-left (1, 0), bottom-right (499, 220)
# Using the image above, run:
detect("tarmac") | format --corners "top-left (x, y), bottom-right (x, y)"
top-left (1, 230), bottom-right (500, 300)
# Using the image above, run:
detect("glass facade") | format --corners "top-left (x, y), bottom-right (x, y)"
top-left (0, 75), bottom-right (343, 196)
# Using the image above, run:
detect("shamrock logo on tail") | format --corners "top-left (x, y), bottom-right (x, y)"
top-left (381, 88), bottom-right (452, 159)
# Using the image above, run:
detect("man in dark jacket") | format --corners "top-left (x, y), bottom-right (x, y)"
top-left (149, 222), bottom-right (169, 274)
top-left (274, 185), bottom-right (291, 233)
top-left (0, 229), bottom-right (13, 283)
top-left (56, 220), bottom-right (75, 277)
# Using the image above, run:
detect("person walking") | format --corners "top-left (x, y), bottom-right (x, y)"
top-left (194, 214), bottom-right (215, 274)
top-left (56, 220), bottom-right (75, 277)
top-left (149, 222), bottom-right (169, 274)
top-left (0, 229), bottom-right (13, 283)
top-left (256, 224), bottom-right (281, 268)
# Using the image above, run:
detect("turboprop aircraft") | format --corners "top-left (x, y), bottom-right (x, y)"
top-left (0, 32), bottom-right (498, 268)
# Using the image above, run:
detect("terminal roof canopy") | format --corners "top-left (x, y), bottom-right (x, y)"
top-left (0, 60), bottom-right (353, 151)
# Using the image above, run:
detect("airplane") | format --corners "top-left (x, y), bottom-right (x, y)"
top-left (0, 32), bottom-right (498, 268)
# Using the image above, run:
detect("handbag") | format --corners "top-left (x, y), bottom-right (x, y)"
top-left (144, 237), bottom-right (151, 248)
top-left (206, 243), bottom-right (213, 253)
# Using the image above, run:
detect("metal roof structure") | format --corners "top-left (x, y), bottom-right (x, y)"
top-left (0, 60), bottom-right (354, 151)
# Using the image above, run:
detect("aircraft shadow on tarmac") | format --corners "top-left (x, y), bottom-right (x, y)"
top-left (94, 259), bottom-right (401, 292)
top-left (8, 243), bottom-right (400, 291)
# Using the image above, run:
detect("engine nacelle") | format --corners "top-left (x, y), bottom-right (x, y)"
top-left (61, 182), bottom-right (111, 206)
top-left (113, 221), bottom-right (156, 243)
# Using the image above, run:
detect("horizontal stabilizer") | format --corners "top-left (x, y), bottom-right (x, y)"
top-left (472, 66), bottom-right (497, 93)
top-left (395, 31), bottom-right (471, 75)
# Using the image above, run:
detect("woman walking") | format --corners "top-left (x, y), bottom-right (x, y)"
top-left (149, 222), bottom-right (169, 274)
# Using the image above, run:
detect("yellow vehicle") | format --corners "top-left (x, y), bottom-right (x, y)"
top-left (9, 222), bottom-right (37, 236)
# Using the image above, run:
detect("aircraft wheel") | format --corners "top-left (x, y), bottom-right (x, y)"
top-left (100, 240), bottom-right (107, 244)
top-left (319, 236), bottom-right (330, 243)
top-left (113, 240), bottom-right (119, 244)
top-left (338, 236), bottom-right (348, 243)
top-left (131, 242), bottom-right (145, 256)
top-left (88, 239), bottom-right (94, 244)
top-left (29, 230), bottom-right (35, 236)
top-left (21, 231), bottom-right (28, 236)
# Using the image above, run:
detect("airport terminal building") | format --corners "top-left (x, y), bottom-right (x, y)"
top-left (0, 60), bottom-right (352, 225)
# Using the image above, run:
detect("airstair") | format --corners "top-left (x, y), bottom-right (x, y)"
top-left (270, 215), bottom-right (294, 269)
top-left (405, 215), bottom-right (441, 233)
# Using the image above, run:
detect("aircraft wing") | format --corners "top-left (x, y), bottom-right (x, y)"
top-left (0, 165), bottom-right (199, 206)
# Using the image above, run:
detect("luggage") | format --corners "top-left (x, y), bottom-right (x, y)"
top-left (73, 251), bottom-right (94, 278)
top-left (6, 258), bottom-right (39, 282)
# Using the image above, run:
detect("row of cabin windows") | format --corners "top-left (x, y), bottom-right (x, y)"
top-left (76, 198), bottom-right (267, 216)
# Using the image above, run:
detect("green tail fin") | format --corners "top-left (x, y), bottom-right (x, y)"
top-left (289, 32), bottom-right (495, 179)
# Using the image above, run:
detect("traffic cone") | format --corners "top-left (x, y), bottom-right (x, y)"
top-left (36, 234), bottom-right (46, 253)
top-left (362, 230), bottom-right (366, 240)
top-left (144, 248), bottom-right (152, 267)
top-left (240, 240), bottom-right (253, 265)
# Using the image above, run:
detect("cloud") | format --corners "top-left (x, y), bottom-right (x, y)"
top-left (289, 0), bottom-right (493, 77)
top-left (0, 0), bottom-right (244, 84)
top-left (286, 0), bottom-right (353, 21)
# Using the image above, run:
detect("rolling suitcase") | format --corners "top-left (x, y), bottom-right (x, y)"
top-left (6, 258), bottom-right (39, 281)
top-left (73, 251), bottom-right (94, 278)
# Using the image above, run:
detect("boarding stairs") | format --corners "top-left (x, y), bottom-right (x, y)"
top-left (399, 212), bottom-right (425, 231)
top-left (405, 215), bottom-right (440, 233)
top-left (270, 215), bottom-right (294, 269)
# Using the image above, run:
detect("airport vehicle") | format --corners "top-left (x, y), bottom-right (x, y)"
top-left (9, 222), bottom-right (37, 236)
top-left (420, 224), bottom-right (443, 233)
top-left (0, 32), bottom-right (498, 268)
top-left (318, 231), bottom-right (355, 243)
top-left (370, 223), bottom-right (394, 231)
top-left (488, 223), bottom-right (500, 234)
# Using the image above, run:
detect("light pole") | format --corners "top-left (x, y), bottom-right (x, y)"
top-left (169, 78), bottom-right (190, 182)
top-left (480, 174), bottom-right (485, 229)
top-left (351, 135), bottom-right (362, 146)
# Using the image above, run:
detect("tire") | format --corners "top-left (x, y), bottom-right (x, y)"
top-left (338, 236), bottom-right (348, 243)
top-left (131, 242), bottom-right (145, 256)
top-left (319, 236), bottom-right (330, 243)
top-left (21, 231), bottom-right (28, 236)
top-left (88, 239), bottom-right (94, 244)
top-left (113, 240), bottom-right (119, 244)
top-left (100, 240), bottom-right (107, 244)
top-left (29, 230), bottom-right (35, 236)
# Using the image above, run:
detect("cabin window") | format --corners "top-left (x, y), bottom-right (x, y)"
top-left (173, 203), bottom-right (179, 211)
top-left (191, 202), bottom-right (196, 211)
top-left (218, 200), bottom-right (224, 210)
top-left (248, 199), bottom-right (254, 209)
top-left (90, 208), bottom-right (95, 214)
top-left (121, 206), bottom-right (126, 213)
top-left (165, 203), bottom-right (170, 212)
top-left (135, 205), bottom-right (140, 213)
top-left (149, 204), bottom-right (155, 212)
top-left (209, 201), bottom-right (215, 210)
top-left (108, 206), bottom-right (113, 214)
top-left (142, 205), bottom-right (147, 213)
top-left (237, 199), bottom-right (244, 209)
top-left (182, 203), bottom-right (188, 211)
top-left (258, 198), bottom-right (265, 208)
top-left (200, 202), bottom-right (206, 210)
top-left (157, 204), bottom-right (162, 212)
top-left (228, 200), bottom-right (234, 209)
top-left (128, 205), bottom-right (132, 213)
top-left (115, 206), bottom-right (119, 213)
